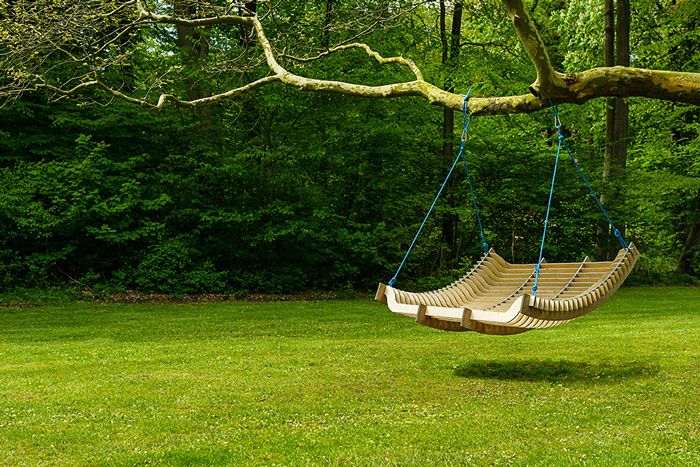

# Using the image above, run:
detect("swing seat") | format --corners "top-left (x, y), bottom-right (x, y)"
top-left (375, 243), bottom-right (639, 335)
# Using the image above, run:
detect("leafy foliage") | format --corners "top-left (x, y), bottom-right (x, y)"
top-left (0, 0), bottom-right (697, 294)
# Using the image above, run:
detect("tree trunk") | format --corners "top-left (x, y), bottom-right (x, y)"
top-left (613, 0), bottom-right (630, 177)
top-left (174, 0), bottom-right (209, 102)
top-left (439, 1), bottom-right (463, 269)
top-left (677, 188), bottom-right (700, 275)
top-left (612, 0), bottom-right (630, 241)
top-left (601, 0), bottom-right (629, 258)
top-left (174, 0), bottom-right (212, 125)
top-left (439, 0), bottom-right (451, 174)
top-left (439, 0), bottom-right (448, 65)
top-left (323, 0), bottom-right (333, 49)
top-left (600, 0), bottom-right (616, 259)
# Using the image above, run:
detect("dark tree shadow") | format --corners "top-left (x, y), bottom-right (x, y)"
top-left (454, 359), bottom-right (658, 384)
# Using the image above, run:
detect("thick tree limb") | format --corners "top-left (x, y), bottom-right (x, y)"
top-left (501, 0), bottom-right (566, 96)
top-left (567, 66), bottom-right (700, 105)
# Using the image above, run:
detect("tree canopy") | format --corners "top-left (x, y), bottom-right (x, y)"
top-left (0, 0), bottom-right (698, 295)
top-left (2, 0), bottom-right (699, 114)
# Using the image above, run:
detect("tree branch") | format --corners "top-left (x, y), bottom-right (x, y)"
top-left (501, 0), bottom-right (566, 96)
top-left (39, 75), bottom-right (282, 110)
top-left (135, 0), bottom-right (253, 27)
top-left (129, 2), bottom-right (700, 113)
top-left (283, 43), bottom-right (423, 81)
top-left (4, 1), bottom-right (700, 116)
top-left (566, 66), bottom-right (700, 104)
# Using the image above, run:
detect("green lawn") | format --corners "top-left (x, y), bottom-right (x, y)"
top-left (1, 287), bottom-right (698, 465)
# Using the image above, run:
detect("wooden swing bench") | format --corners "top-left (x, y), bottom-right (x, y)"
top-left (377, 99), bottom-right (639, 335)
top-left (376, 244), bottom-right (639, 335)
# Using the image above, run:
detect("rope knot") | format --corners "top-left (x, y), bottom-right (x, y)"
top-left (558, 132), bottom-right (565, 142)
top-left (462, 88), bottom-right (472, 121)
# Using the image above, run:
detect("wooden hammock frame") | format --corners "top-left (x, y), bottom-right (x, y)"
top-left (377, 100), bottom-right (639, 334)
top-left (375, 244), bottom-right (639, 335)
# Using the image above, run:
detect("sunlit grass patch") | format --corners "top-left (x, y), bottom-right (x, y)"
top-left (1, 287), bottom-right (698, 465)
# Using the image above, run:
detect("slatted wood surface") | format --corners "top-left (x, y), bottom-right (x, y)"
top-left (376, 243), bottom-right (639, 335)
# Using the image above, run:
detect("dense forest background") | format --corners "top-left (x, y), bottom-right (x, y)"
top-left (0, 0), bottom-right (698, 295)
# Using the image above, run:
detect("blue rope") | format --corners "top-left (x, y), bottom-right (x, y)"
top-left (561, 140), bottom-right (629, 250)
top-left (461, 94), bottom-right (490, 254)
top-left (532, 105), bottom-right (563, 296)
top-left (532, 102), bottom-right (630, 296)
top-left (388, 92), bottom-right (486, 286)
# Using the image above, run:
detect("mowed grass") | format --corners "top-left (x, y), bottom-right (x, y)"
top-left (1, 287), bottom-right (698, 465)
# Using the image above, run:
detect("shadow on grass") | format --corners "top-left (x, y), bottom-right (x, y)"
top-left (454, 359), bottom-right (658, 384)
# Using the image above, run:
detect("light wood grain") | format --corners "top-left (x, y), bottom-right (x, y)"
top-left (377, 244), bottom-right (640, 335)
